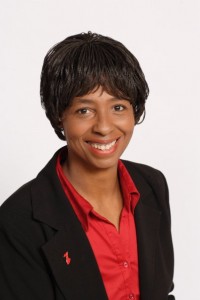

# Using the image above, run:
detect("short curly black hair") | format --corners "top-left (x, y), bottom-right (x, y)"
top-left (40, 32), bottom-right (149, 140)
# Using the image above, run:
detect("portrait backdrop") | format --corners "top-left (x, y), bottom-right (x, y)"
top-left (0, 1), bottom-right (199, 299)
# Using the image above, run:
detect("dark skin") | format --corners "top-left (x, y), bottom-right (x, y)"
top-left (61, 86), bottom-right (135, 230)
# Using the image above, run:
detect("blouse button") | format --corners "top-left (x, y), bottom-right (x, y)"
top-left (129, 294), bottom-right (135, 299)
top-left (123, 261), bottom-right (129, 268)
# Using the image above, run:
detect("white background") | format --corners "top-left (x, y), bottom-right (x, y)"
top-left (0, 0), bottom-right (199, 298)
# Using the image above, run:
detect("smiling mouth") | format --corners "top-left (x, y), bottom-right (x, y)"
top-left (87, 140), bottom-right (117, 151)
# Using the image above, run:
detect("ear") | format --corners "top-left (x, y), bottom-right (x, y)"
top-left (58, 117), bottom-right (64, 130)
top-left (55, 118), bottom-right (66, 140)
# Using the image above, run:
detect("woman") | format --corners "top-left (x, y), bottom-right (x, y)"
top-left (0, 32), bottom-right (175, 299)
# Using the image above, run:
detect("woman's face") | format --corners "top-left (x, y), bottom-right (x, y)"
top-left (61, 86), bottom-right (135, 171)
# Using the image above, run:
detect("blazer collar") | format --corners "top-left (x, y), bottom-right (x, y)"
top-left (31, 148), bottom-right (73, 230)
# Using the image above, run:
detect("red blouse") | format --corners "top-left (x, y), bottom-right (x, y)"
top-left (56, 153), bottom-right (140, 300)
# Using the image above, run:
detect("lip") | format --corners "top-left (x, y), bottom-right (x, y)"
top-left (86, 138), bottom-right (119, 144)
top-left (85, 137), bottom-right (120, 155)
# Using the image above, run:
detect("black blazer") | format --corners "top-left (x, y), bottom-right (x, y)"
top-left (0, 148), bottom-right (175, 300)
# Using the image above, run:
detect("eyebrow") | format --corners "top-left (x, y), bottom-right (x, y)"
top-left (72, 97), bottom-right (128, 105)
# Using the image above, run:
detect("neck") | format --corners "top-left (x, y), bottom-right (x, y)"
top-left (62, 155), bottom-right (123, 230)
top-left (63, 159), bottom-right (120, 201)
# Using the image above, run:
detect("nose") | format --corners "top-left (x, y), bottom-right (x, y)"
top-left (92, 111), bottom-right (114, 136)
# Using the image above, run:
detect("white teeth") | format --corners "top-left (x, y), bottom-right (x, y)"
top-left (89, 140), bottom-right (116, 151)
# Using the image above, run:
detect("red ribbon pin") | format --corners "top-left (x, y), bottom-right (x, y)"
top-left (63, 251), bottom-right (71, 265)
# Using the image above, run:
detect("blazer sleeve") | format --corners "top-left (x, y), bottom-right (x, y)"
top-left (0, 215), bottom-right (57, 300)
top-left (0, 186), bottom-right (61, 300)
top-left (154, 170), bottom-right (176, 300)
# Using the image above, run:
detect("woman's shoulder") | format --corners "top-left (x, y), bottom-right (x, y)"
top-left (121, 159), bottom-right (166, 183)
top-left (0, 179), bottom-right (35, 225)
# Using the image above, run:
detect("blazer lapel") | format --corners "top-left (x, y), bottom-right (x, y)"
top-left (123, 160), bottom-right (161, 299)
top-left (135, 200), bottom-right (161, 299)
top-left (41, 224), bottom-right (108, 299)
top-left (31, 152), bottom-right (108, 300)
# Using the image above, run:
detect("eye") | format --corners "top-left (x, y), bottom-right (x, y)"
top-left (77, 108), bottom-right (90, 114)
top-left (113, 105), bottom-right (125, 111)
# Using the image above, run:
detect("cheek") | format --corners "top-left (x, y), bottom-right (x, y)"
top-left (129, 113), bottom-right (135, 131)
top-left (63, 122), bottom-right (88, 143)
top-left (121, 115), bottom-right (135, 135)
top-left (63, 128), bottom-right (77, 142)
